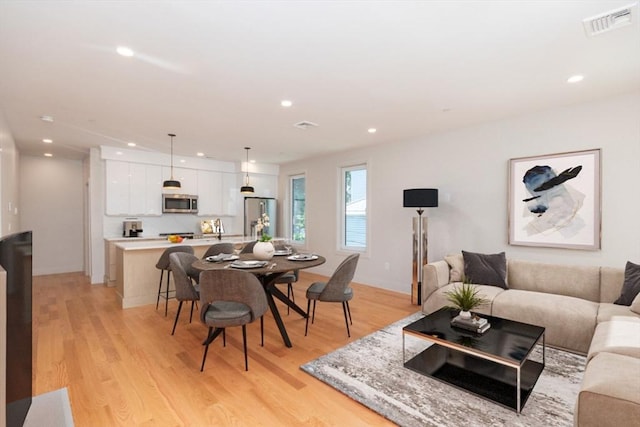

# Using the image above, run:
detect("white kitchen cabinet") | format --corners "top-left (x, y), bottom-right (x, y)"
top-left (106, 161), bottom-right (162, 216)
top-left (221, 172), bottom-right (238, 216)
top-left (197, 170), bottom-right (223, 216)
top-left (248, 174), bottom-right (278, 198)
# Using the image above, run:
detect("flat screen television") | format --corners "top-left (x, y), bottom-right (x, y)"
top-left (1, 231), bottom-right (32, 427)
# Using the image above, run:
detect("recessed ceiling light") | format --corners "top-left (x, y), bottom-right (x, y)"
top-left (250, 159), bottom-right (256, 164)
top-left (117, 46), bottom-right (135, 57)
top-left (281, 100), bottom-right (293, 107)
top-left (368, 128), bottom-right (377, 134)
top-left (44, 153), bottom-right (53, 157)
top-left (196, 152), bottom-right (205, 157)
top-left (40, 115), bottom-right (54, 123)
top-left (567, 75), bottom-right (584, 83)
top-left (42, 138), bottom-right (53, 143)
top-left (116, 151), bottom-right (123, 155)
top-left (180, 159), bottom-right (186, 163)
top-left (127, 142), bottom-right (136, 147)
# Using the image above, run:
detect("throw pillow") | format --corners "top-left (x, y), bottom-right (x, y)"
top-left (462, 250), bottom-right (508, 289)
top-left (614, 261), bottom-right (640, 306)
top-left (444, 254), bottom-right (465, 282)
top-left (630, 293), bottom-right (640, 315)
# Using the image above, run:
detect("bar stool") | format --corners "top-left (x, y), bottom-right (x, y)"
top-left (156, 245), bottom-right (194, 316)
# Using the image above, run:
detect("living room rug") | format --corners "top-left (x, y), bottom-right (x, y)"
top-left (301, 312), bottom-right (585, 427)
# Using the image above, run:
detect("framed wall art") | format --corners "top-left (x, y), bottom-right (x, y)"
top-left (508, 148), bottom-right (601, 250)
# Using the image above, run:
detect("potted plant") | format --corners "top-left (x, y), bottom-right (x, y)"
top-left (444, 280), bottom-right (488, 319)
top-left (253, 213), bottom-right (275, 260)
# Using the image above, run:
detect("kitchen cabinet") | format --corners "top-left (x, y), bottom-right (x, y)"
top-left (247, 174), bottom-right (278, 198)
top-left (222, 172), bottom-right (238, 216)
top-left (197, 170), bottom-right (223, 216)
top-left (105, 161), bottom-right (162, 216)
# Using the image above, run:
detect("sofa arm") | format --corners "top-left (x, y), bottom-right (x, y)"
top-left (422, 260), bottom-right (450, 304)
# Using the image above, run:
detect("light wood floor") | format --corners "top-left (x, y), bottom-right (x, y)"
top-left (33, 271), bottom-right (418, 426)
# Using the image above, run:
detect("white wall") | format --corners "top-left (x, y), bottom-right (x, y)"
top-left (0, 111), bottom-right (20, 237)
top-left (278, 92), bottom-right (640, 294)
top-left (19, 155), bottom-right (84, 275)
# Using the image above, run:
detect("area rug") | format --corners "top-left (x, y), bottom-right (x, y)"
top-left (301, 312), bottom-right (585, 427)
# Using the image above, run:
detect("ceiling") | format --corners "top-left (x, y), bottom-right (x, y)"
top-left (1, 1), bottom-right (639, 164)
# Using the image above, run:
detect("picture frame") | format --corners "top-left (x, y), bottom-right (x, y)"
top-left (508, 149), bottom-right (601, 250)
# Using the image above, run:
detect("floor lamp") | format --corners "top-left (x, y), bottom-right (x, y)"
top-left (403, 188), bottom-right (438, 305)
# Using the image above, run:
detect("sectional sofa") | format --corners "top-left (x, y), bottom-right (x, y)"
top-left (422, 253), bottom-right (640, 426)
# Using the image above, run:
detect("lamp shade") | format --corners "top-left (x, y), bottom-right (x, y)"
top-left (240, 185), bottom-right (255, 194)
top-left (163, 179), bottom-right (181, 190)
top-left (403, 188), bottom-right (438, 208)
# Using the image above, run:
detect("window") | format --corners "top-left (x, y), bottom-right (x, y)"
top-left (290, 174), bottom-right (306, 243)
top-left (341, 164), bottom-right (367, 250)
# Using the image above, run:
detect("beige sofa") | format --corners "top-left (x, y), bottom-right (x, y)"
top-left (422, 255), bottom-right (640, 426)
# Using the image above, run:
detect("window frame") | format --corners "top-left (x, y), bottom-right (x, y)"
top-left (338, 162), bottom-right (369, 253)
top-left (289, 173), bottom-right (306, 245)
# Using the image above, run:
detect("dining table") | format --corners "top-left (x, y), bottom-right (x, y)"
top-left (192, 252), bottom-right (326, 348)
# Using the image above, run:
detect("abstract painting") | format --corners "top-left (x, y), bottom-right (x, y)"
top-left (509, 149), bottom-right (601, 250)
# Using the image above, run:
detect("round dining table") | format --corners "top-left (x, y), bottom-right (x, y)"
top-left (192, 252), bottom-right (326, 348)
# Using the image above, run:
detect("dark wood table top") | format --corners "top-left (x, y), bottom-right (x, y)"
top-left (192, 253), bottom-right (326, 274)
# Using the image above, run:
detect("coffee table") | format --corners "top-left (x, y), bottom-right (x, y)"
top-left (403, 307), bottom-right (545, 413)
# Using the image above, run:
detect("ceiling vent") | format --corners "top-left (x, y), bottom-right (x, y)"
top-left (583, 3), bottom-right (637, 36)
top-left (293, 121), bottom-right (318, 130)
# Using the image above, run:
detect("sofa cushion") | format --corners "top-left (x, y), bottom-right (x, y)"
top-left (507, 259), bottom-right (600, 302)
top-left (444, 254), bottom-right (465, 282)
top-left (600, 266), bottom-right (625, 303)
top-left (492, 290), bottom-right (598, 354)
top-left (614, 261), bottom-right (640, 306)
top-left (575, 352), bottom-right (640, 427)
top-left (462, 250), bottom-right (507, 288)
top-left (588, 318), bottom-right (640, 362)
top-left (421, 283), bottom-right (505, 316)
top-left (597, 303), bottom-right (640, 323)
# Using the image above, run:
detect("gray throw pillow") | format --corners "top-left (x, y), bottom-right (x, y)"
top-left (614, 261), bottom-right (640, 306)
top-left (462, 250), bottom-right (508, 289)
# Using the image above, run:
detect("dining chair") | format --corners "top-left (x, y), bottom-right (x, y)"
top-left (198, 269), bottom-right (268, 371)
top-left (155, 245), bottom-right (195, 316)
top-left (169, 252), bottom-right (200, 335)
top-left (273, 244), bottom-right (298, 314)
top-left (305, 253), bottom-right (360, 337)
top-left (240, 241), bottom-right (257, 254)
top-left (202, 242), bottom-right (235, 259)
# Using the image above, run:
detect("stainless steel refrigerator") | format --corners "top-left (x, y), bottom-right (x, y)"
top-left (244, 197), bottom-right (277, 239)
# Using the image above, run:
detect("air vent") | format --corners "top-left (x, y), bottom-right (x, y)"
top-left (293, 121), bottom-right (319, 130)
top-left (583, 3), bottom-right (637, 36)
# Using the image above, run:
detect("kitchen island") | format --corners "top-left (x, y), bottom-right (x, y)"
top-left (113, 236), bottom-right (252, 309)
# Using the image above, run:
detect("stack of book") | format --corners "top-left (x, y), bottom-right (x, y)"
top-left (451, 314), bottom-right (491, 334)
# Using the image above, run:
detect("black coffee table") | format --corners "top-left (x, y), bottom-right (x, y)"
top-left (403, 307), bottom-right (545, 413)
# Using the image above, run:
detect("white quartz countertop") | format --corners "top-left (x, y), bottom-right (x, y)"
top-left (113, 237), bottom-right (253, 251)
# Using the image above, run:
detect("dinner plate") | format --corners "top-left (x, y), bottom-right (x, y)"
top-left (230, 260), bottom-right (268, 269)
top-left (205, 254), bottom-right (239, 262)
top-left (287, 254), bottom-right (318, 261)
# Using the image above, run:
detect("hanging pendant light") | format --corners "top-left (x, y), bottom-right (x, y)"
top-left (240, 146), bottom-right (255, 194)
top-left (163, 133), bottom-right (181, 190)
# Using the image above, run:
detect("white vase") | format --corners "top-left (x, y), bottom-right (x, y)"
top-left (253, 241), bottom-right (275, 260)
top-left (459, 310), bottom-right (472, 319)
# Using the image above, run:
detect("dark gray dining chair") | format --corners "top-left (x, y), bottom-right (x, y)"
top-left (202, 242), bottom-right (235, 259)
top-left (274, 244), bottom-right (299, 314)
top-left (240, 241), bottom-right (257, 254)
top-left (305, 253), bottom-right (360, 337)
top-left (169, 252), bottom-right (200, 335)
top-left (198, 269), bottom-right (268, 371)
top-left (155, 245), bottom-right (195, 316)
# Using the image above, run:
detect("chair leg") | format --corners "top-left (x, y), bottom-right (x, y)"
top-left (189, 300), bottom-right (195, 323)
top-left (287, 284), bottom-right (294, 315)
top-left (201, 327), bottom-right (224, 372)
top-left (242, 325), bottom-right (249, 371)
top-left (342, 302), bottom-right (351, 337)
top-left (223, 329), bottom-right (226, 347)
top-left (260, 316), bottom-right (264, 347)
top-left (164, 270), bottom-right (171, 316)
top-left (345, 300), bottom-right (353, 325)
top-left (171, 301), bottom-right (183, 335)
top-left (305, 299), bottom-right (311, 336)
top-left (156, 270), bottom-right (164, 310)
top-left (311, 300), bottom-right (317, 324)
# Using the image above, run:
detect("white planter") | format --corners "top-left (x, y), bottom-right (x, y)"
top-left (459, 310), bottom-right (472, 319)
top-left (253, 241), bottom-right (275, 260)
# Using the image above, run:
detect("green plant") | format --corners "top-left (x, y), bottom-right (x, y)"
top-left (444, 281), bottom-right (489, 312)
top-left (259, 233), bottom-right (272, 242)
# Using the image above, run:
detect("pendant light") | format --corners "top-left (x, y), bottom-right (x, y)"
top-left (163, 133), bottom-right (181, 190)
top-left (240, 146), bottom-right (255, 194)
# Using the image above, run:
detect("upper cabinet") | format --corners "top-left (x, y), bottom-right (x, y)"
top-left (197, 170), bottom-right (223, 216)
top-left (106, 161), bottom-right (162, 216)
top-left (163, 166), bottom-right (198, 195)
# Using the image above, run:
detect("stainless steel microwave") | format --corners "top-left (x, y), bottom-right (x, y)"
top-left (162, 194), bottom-right (198, 214)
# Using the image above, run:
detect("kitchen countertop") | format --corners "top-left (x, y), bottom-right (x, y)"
top-left (114, 236), bottom-right (256, 251)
